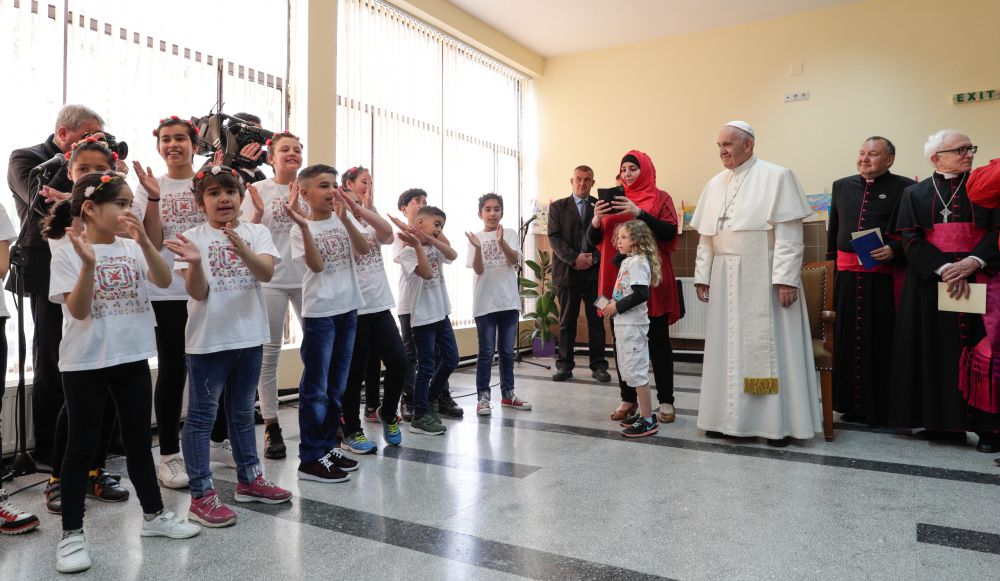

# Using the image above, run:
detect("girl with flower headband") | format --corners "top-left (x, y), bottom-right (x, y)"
top-left (131, 115), bottom-right (206, 490)
top-left (338, 166), bottom-right (408, 451)
top-left (44, 171), bottom-right (201, 573)
top-left (42, 137), bottom-right (134, 517)
top-left (163, 162), bottom-right (292, 528)
top-left (235, 129), bottom-right (306, 461)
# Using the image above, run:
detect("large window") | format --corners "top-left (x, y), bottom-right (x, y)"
top-left (0, 0), bottom-right (289, 378)
top-left (336, 0), bottom-right (528, 327)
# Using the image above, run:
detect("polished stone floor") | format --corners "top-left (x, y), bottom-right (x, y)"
top-left (3, 356), bottom-right (1000, 580)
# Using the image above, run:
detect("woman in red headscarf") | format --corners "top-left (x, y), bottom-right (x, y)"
top-left (586, 150), bottom-right (681, 423)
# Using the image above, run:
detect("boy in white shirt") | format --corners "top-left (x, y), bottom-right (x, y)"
top-left (289, 164), bottom-right (369, 481)
top-left (394, 206), bottom-right (460, 435)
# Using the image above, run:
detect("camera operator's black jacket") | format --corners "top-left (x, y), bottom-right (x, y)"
top-left (7, 134), bottom-right (73, 295)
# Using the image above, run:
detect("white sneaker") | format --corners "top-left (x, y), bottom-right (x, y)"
top-left (56, 530), bottom-right (91, 573)
top-left (141, 511), bottom-right (201, 539)
top-left (476, 396), bottom-right (492, 416)
top-left (209, 440), bottom-right (237, 468)
top-left (157, 454), bottom-right (190, 489)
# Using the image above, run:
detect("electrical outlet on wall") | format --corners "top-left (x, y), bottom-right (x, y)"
top-left (784, 91), bottom-right (810, 103)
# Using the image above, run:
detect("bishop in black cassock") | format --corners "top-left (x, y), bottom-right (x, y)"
top-left (827, 137), bottom-right (914, 426)
top-left (888, 131), bottom-right (1000, 452)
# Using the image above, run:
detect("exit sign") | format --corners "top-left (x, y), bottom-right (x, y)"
top-left (954, 90), bottom-right (999, 104)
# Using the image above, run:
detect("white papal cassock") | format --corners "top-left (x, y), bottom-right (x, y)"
top-left (690, 155), bottom-right (822, 439)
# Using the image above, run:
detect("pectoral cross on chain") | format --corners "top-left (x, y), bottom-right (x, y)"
top-left (940, 207), bottom-right (952, 222)
top-left (717, 214), bottom-right (730, 230)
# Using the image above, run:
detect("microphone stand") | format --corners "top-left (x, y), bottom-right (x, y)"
top-left (515, 215), bottom-right (550, 370)
top-left (2, 166), bottom-right (52, 481)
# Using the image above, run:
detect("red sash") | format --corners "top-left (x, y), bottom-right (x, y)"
top-left (925, 222), bottom-right (985, 253)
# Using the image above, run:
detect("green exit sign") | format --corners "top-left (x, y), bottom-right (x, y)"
top-left (954, 90), bottom-right (999, 104)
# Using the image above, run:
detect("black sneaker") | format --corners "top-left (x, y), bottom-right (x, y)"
top-left (298, 454), bottom-right (350, 483)
top-left (44, 478), bottom-right (62, 514)
top-left (264, 423), bottom-right (287, 459)
top-left (621, 417), bottom-right (658, 438)
top-left (88, 469), bottom-right (130, 502)
top-left (326, 448), bottom-right (359, 472)
top-left (438, 391), bottom-right (464, 418)
top-left (551, 370), bottom-right (572, 382)
top-left (401, 393), bottom-right (414, 422)
top-left (619, 413), bottom-right (641, 428)
top-left (592, 369), bottom-right (612, 382)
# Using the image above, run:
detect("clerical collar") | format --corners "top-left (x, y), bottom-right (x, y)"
top-left (860, 171), bottom-right (889, 185)
top-left (731, 155), bottom-right (757, 175)
top-left (935, 171), bottom-right (963, 179)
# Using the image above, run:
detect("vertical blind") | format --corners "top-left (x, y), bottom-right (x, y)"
top-left (0, 0), bottom-right (289, 375)
top-left (336, 0), bottom-right (528, 327)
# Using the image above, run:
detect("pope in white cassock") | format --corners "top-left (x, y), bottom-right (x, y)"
top-left (690, 121), bottom-right (822, 446)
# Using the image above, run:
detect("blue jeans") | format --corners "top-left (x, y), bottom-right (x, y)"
top-left (298, 311), bottom-right (358, 463)
top-left (183, 347), bottom-right (264, 497)
top-left (412, 318), bottom-right (459, 417)
top-left (475, 309), bottom-right (518, 399)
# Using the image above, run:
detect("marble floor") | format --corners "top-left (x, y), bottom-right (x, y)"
top-left (2, 356), bottom-right (1000, 580)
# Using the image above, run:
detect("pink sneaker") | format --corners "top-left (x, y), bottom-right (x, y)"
top-left (188, 489), bottom-right (237, 528)
top-left (234, 476), bottom-right (292, 504)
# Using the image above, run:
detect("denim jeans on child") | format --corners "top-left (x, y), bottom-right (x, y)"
top-left (474, 309), bottom-right (518, 399)
top-left (412, 318), bottom-right (459, 417)
top-left (183, 346), bottom-right (264, 497)
top-left (298, 311), bottom-right (358, 463)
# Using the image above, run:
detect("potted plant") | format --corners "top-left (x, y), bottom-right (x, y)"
top-left (519, 249), bottom-right (559, 357)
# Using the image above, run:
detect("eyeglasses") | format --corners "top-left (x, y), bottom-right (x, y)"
top-left (936, 145), bottom-right (978, 156)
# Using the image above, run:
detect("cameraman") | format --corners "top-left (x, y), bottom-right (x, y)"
top-left (6, 104), bottom-right (105, 465)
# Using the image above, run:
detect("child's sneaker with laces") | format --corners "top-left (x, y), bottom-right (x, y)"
top-left (377, 408), bottom-right (403, 446)
top-left (501, 395), bottom-right (532, 411)
top-left (476, 396), bottom-right (492, 416)
top-left (1, 488), bottom-right (40, 535)
top-left (298, 452), bottom-right (351, 483)
top-left (141, 511), bottom-right (201, 538)
top-left (188, 489), bottom-right (237, 528)
top-left (44, 478), bottom-right (62, 514)
top-left (621, 416), bottom-right (658, 438)
top-left (410, 413), bottom-right (446, 435)
top-left (210, 439), bottom-right (238, 468)
top-left (88, 469), bottom-right (129, 502)
top-left (341, 431), bottom-right (377, 455)
top-left (234, 476), bottom-right (292, 504)
top-left (363, 407), bottom-right (379, 423)
top-left (327, 447), bottom-right (359, 472)
top-left (157, 453), bottom-right (189, 489)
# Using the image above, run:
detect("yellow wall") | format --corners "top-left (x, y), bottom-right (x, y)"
top-left (534, 0), bottom-right (1000, 206)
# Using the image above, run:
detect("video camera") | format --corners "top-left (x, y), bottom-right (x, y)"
top-left (191, 113), bottom-right (274, 173)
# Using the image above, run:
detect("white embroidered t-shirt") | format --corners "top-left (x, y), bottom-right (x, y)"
top-left (240, 178), bottom-right (307, 289)
top-left (348, 215), bottom-right (394, 315)
top-left (612, 254), bottom-right (651, 326)
top-left (397, 243), bottom-right (452, 327)
top-left (175, 221), bottom-right (280, 354)
top-left (290, 215), bottom-right (365, 318)
top-left (49, 237), bottom-right (158, 371)
top-left (466, 228), bottom-right (520, 318)
top-left (134, 175), bottom-right (205, 301)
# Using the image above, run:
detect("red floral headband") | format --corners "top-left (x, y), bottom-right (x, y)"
top-left (153, 115), bottom-right (200, 137)
top-left (194, 164), bottom-right (241, 182)
top-left (65, 136), bottom-right (119, 161)
top-left (265, 130), bottom-right (301, 147)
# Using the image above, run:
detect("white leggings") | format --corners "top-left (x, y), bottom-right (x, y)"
top-left (260, 287), bottom-right (303, 420)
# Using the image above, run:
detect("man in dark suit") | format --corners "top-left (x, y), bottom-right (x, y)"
top-left (548, 165), bottom-right (610, 382)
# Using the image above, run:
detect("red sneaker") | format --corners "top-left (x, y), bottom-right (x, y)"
top-left (0, 488), bottom-right (40, 535)
top-left (188, 489), bottom-right (236, 528)
top-left (500, 396), bottom-right (532, 411)
top-left (234, 476), bottom-right (292, 504)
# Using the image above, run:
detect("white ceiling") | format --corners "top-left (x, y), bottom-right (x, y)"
top-left (448, 0), bottom-right (860, 57)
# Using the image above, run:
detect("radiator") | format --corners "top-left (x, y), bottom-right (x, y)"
top-left (669, 277), bottom-right (708, 340)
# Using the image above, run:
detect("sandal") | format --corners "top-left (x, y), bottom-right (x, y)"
top-left (610, 403), bottom-right (638, 422)
top-left (658, 403), bottom-right (676, 424)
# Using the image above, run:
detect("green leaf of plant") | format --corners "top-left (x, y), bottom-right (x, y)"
top-left (518, 278), bottom-right (538, 288)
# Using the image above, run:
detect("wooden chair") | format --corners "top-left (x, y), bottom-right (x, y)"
top-left (801, 261), bottom-right (836, 441)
